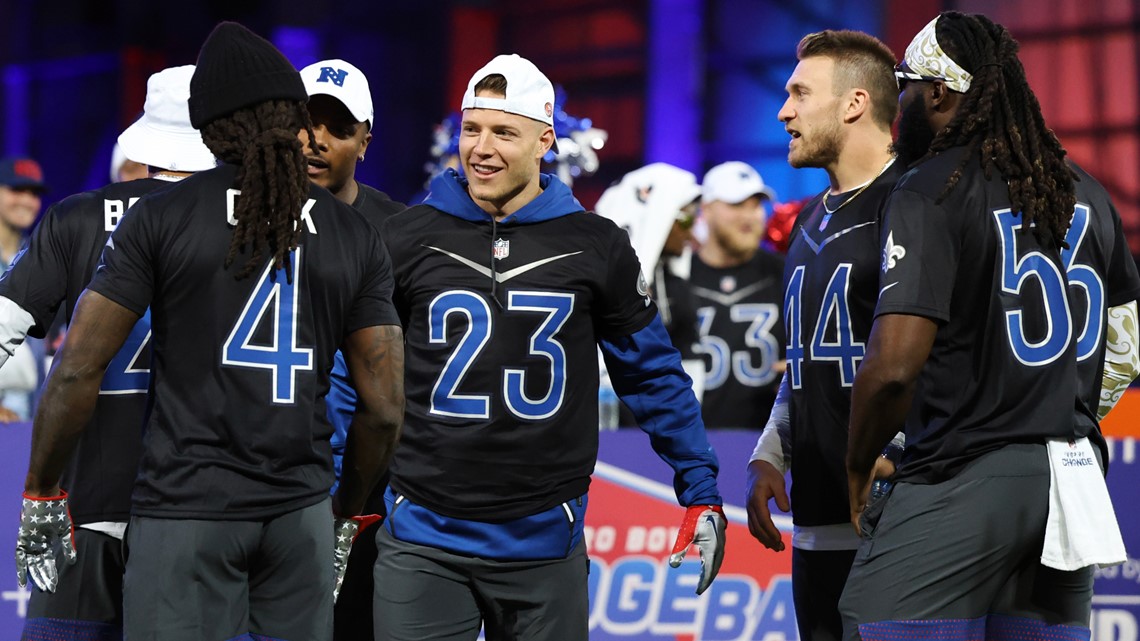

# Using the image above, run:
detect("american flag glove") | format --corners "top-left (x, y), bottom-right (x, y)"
top-left (333, 514), bottom-right (382, 601)
top-left (15, 491), bottom-right (77, 592)
top-left (668, 504), bottom-right (726, 595)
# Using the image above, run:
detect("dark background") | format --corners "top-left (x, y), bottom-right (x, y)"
top-left (2, 0), bottom-right (1138, 251)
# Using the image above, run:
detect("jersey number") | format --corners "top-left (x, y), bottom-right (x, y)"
top-left (695, 304), bottom-right (780, 389)
top-left (993, 209), bottom-right (1073, 366)
top-left (429, 290), bottom-right (573, 421)
top-left (222, 248), bottom-right (314, 404)
top-left (1060, 204), bottom-right (1104, 362)
top-left (784, 263), bottom-right (865, 388)
top-left (100, 308), bottom-right (152, 395)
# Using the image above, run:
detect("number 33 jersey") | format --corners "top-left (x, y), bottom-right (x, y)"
top-left (877, 147), bottom-right (1095, 484)
top-left (382, 177), bottom-right (658, 522)
top-left (87, 164), bottom-right (399, 519)
top-left (783, 161), bottom-right (904, 527)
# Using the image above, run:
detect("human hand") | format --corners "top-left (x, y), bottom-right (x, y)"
top-left (333, 514), bottom-right (382, 600)
top-left (15, 492), bottom-right (76, 592)
top-left (668, 505), bottom-right (726, 595)
top-left (745, 460), bottom-right (789, 551)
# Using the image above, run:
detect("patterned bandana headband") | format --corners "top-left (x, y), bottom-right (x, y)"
top-left (902, 16), bottom-right (974, 93)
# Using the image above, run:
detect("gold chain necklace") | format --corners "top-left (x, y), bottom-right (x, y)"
top-left (821, 157), bottom-right (896, 215)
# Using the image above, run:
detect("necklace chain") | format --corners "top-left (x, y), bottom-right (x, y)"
top-left (821, 157), bottom-right (896, 215)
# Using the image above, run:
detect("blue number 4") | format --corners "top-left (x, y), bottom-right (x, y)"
top-left (100, 308), bottom-right (152, 395)
top-left (222, 248), bottom-right (314, 404)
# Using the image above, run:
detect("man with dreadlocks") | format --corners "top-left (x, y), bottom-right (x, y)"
top-left (15, 22), bottom-right (404, 641)
top-left (840, 11), bottom-right (1138, 641)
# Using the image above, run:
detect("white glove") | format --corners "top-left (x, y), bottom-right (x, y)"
top-left (15, 492), bottom-right (77, 592)
top-left (668, 505), bottom-right (726, 595)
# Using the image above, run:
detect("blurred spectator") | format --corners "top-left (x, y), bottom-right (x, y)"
top-left (0, 157), bottom-right (47, 419)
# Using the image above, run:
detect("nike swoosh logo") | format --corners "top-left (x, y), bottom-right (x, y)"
top-left (802, 221), bottom-right (876, 255)
top-left (691, 279), bottom-right (773, 307)
top-left (879, 282), bottom-right (899, 297)
top-left (424, 245), bottom-right (583, 283)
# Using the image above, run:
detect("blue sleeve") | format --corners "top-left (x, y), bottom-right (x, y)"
top-left (600, 314), bottom-right (722, 507)
top-left (325, 350), bottom-right (356, 495)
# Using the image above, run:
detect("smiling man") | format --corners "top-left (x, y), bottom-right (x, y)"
top-left (374, 53), bottom-right (726, 640)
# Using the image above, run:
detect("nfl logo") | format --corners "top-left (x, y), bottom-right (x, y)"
top-left (493, 238), bottom-right (510, 260)
top-left (719, 275), bottom-right (736, 293)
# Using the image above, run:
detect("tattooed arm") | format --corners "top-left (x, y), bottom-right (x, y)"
top-left (1100, 301), bottom-right (1140, 421)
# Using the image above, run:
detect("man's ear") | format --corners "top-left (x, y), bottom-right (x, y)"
top-left (358, 130), bottom-right (372, 162)
top-left (537, 126), bottom-right (555, 160)
top-left (929, 80), bottom-right (952, 111)
top-left (843, 88), bottom-right (870, 124)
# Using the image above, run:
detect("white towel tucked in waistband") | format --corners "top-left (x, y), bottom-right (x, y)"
top-left (1041, 437), bottom-right (1127, 571)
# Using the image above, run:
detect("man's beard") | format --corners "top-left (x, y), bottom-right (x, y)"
top-left (788, 117), bottom-right (842, 169)
top-left (894, 92), bottom-right (936, 167)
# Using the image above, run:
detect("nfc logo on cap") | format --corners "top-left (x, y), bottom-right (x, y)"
top-left (316, 67), bottom-right (349, 87)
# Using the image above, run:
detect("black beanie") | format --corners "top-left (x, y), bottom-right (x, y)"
top-left (188, 21), bottom-right (307, 129)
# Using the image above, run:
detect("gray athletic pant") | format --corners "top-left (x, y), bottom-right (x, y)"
top-left (373, 525), bottom-right (589, 641)
top-left (123, 498), bottom-right (334, 641)
top-left (839, 443), bottom-right (1094, 641)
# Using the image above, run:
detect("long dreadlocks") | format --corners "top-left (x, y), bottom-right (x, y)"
top-left (926, 11), bottom-right (1075, 247)
top-left (200, 99), bottom-right (318, 280)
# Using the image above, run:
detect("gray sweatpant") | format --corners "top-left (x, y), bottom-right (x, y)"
top-left (839, 443), bottom-right (1094, 640)
top-left (373, 525), bottom-right (589, 641)
top-left (123, 498), bottom-right (334, 641)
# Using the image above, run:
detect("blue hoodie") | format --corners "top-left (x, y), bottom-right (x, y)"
top-left (423, 168), bottom-right (584, 224)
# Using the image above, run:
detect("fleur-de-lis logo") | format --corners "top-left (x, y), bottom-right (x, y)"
top-left (882, 232), bottom-right (907, 272)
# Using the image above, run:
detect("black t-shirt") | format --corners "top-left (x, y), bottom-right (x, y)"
top-left (352, 182), bottom-right (405, 229)
top-left (88, 164), bottom-right (399, 519)
top-left (782, 160), bottom-right (904, 526)
top-left (0, 177), bottom-right (173, 524)
top-left (877, 147), bottom-right (1089, 484)
top-left (689, 249), bottom-right (785, 429)
top-left (1065, 163), bottom-right (1140, 420)
top-left (382, 205), bottom-right (657, 521)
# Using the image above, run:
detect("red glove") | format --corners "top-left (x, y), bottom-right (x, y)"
top-left (668, 505), bottom-right (726, 595)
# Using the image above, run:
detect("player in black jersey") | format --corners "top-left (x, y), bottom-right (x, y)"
top-left (842, 12), bottom-right (1124, 640)
top-left (15, 23), bottom-right (404, 641)
top-left (374, 54), bottom-right (724, 641)
top-left (690, 161), bottom-right (785, 428)
top-left (298, 57), bottom-right (405, 641)
top-left (743, 31), bottom-right (901, 641)
top-left (0, 64), bottom-right (216, 641)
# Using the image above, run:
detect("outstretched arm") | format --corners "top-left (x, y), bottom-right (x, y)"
top-left (25, 290), bottom-right (138, 497)
top-left (333, 324), bottom-right (405, 518)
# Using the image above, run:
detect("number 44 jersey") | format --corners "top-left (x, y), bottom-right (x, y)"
top-left (782, 160), bottom-right (904, 527)
top-left (87, 164), bottom-right (398, 520)
top-left (382, 173), bottom-right (661, 522)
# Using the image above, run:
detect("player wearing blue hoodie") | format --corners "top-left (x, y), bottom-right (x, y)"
top-left (337, 54), bottom-right (725, 640)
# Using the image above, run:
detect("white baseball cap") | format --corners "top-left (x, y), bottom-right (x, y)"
top-left (701, 161), bottom-right (776, 204)
top-left (117, 65), bottom-right (218, 173)
top-left (462, 54), bottom-right (558, 151)
top-left (300, 59), bottom-right (374, 130)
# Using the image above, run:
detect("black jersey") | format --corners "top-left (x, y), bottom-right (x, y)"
top-left (87, 164), bottom-right (399, 520)
top-left (0, 177), bottom-right (172, 524)
top-left (352, 181), bottom-right (405, 229)
top-left (782, 160), bottom-right (904, 527)
top-left (689, 249), bottom-right (785, 428)
top-left (1065, 163), bottom-right (1140, 421)
top-left (877, 147), bottom-right (1090, 484)
top-left (383, 189), bottom-right (658, 522)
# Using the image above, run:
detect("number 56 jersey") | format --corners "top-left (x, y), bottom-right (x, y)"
top-left (382, 173), bottom-right (659, 522)
top-left (876, 147), bottom-right (1088, 485)
top-left (87, 164), bottom-right (399, 520)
